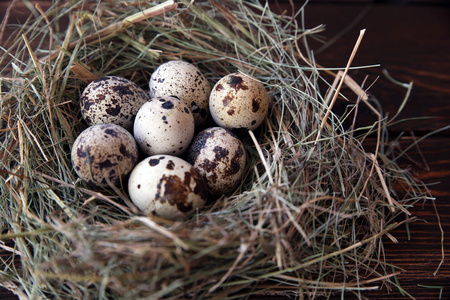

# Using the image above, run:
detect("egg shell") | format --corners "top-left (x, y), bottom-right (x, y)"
top-left (80, 76), bottom-right (150, 130)
top-left (71, 123), bottom-right (138, 186)
top-left (209, 73), bottom-right (269, 131)
top-left (149, 60), bottom-right (211, 128)
top-left (133, 96), bottom-right (195, 156)
top-left (186, 127), bottom-right (246, 195)
top-left (128, 155), bottom-right (208, 220)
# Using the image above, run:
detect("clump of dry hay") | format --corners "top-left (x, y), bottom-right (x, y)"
top-left (0, 0), bottom-right (432, 299)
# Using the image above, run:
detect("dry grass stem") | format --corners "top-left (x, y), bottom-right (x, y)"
top-left (315, 29), bottom-right (366, 146)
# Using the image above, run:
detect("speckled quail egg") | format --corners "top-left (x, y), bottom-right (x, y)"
top-left (133, 96), bottom-right (195, 157)
top-left (209, 73), bottom-right (269, 132)
top-left (149, 60), bottom-right (211, 128)
top-left (128, 155), bottom-right (208, 220)
top-left (80, 76), bottom-right (150, 130)
top-left (186, 127), bottom-right (246, 195)
top-left (71, 123), bottom-right (139, 186)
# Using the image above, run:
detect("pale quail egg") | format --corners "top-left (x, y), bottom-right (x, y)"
top-left (128, 155), bottom-right (208, 220)
top-left (71, 123), bottom-right (139, 186)
top-left (133, 96), bottom-right (195, 156)
top-left (186, 127), bottom-right (246, 195)
top-left (209, 73), bottom-right (269, 132)
top-left (80, 76), bottom-right (150, 130)
top-left (149, 60), bottom-right (211, 128)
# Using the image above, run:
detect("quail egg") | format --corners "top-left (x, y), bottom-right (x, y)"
top-left (149, 60), bottom-right (211, 128)
top-left (128, 155), bottom-right (208, 220)
top-left (186, 127), bottom-right (246, 195)
top-left (209, 73), bottom-right (269, 132)
top-left (133, 96), bottom-right (195, 156)
top-left (71, 123), bottom-right (139, 186)
top-left (80, 76), bottom-right (150, 130)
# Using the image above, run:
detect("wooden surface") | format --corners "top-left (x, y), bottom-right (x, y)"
top-left (300, 5), bottom-right (450, 299)
top-left (1, 1), bottom-right (449, 299)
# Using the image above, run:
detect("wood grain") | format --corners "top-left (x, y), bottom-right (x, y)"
top-left (1, 1), bottom-right (449, 299)
top-left (297, 4), bottom-right (450, 298)
top-left (301, 3), bottom-right (450, 134)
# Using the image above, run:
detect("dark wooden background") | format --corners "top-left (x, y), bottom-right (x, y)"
top-left (1, 0), bottom-right (449, 299)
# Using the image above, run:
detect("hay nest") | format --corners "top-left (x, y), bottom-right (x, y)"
top-left (0, 0), bottom-right (431, 299)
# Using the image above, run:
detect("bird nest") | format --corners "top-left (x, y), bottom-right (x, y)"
top-left (0, 0), bottom-right (432, 299)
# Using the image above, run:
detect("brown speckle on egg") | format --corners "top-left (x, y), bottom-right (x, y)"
top-left (155, 173), bottom-right (193, 213)
top-left (166, 160), bottom-right (175, 170)
top-left (227, 74), bottom-right (248, 91)
top-left (149, 158), bottom-right (160, 166)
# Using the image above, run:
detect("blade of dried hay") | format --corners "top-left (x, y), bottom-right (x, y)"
top-left (70, 62), bottom-right (98, 83)
top-left (249, 129), bottom-right (274, 185)
top-left (314, 29), bottom-right (366, 146)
